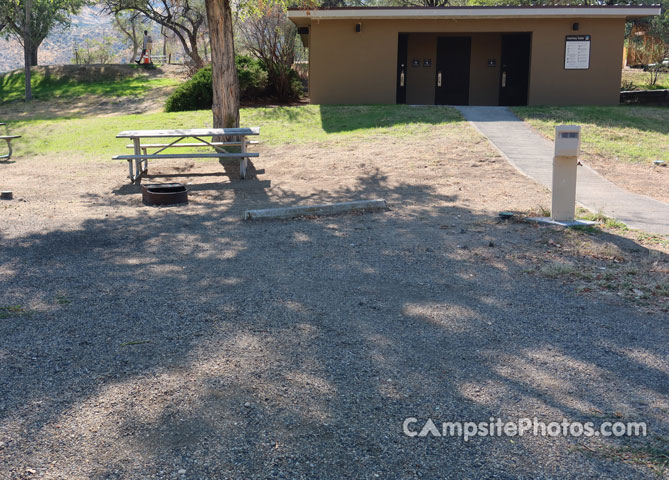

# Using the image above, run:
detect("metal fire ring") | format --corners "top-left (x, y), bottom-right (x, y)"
top-left (141, 183), bottom-right (188, 206)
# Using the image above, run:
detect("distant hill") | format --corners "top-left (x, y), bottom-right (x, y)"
top-left (0, 6), bottom-right (128, 74)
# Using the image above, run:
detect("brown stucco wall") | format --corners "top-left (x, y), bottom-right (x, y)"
top-left (307, 17), bottom-right (625, 105)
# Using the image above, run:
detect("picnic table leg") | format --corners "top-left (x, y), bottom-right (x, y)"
top-left (142, 147), bottom-right (148, 175)
top-left (133, 137), bottom-right (142, 183)
top-left (128, 159), bottom-right (134, 182)
top-left (240, 135), bottom-right (247, 179)
top-left (0, 139), bottom-right (10, 160)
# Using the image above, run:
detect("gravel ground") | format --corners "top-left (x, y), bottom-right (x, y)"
top-left (0, 128), bottom-right (667, 479)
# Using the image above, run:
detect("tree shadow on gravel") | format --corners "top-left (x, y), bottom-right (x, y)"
top-left (0, 171), bottom-right (667, 479)
top-left (110, 159), bottom-right (268, 198)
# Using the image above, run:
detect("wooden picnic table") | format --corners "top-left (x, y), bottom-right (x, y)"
top-left (0, 123), bottom-right (21, 161)
top-left (114, 127), bottom-right (260, 183)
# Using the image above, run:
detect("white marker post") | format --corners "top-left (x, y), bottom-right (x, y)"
top-left (527, 125), bottom-right (597, 228)
top-left (552, 125), bottom-right (581, 222)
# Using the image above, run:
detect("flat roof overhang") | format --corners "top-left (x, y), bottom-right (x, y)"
top-left (288, 5), bottom-right (662, 26)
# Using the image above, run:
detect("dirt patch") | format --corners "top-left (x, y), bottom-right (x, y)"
top-left (1, 86), bottom-right (175, 120)
top-left (1, 64), bottom-right (186, 120)
top-left (585, 153), bottom-right (669, 204)
top-left (1, 125), bottom-right (666, 312)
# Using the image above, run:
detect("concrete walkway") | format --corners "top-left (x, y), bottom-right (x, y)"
top-left (456, 106), bottom-right (669, 235)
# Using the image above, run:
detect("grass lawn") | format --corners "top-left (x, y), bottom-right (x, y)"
top-left (3, 105), bottom-right (462, 157)
top-left (511, 105), bottom-right (669, 164)
top-left (0, 69), bottom-right (178, 103)
top-left (621, 68), bottom-right (669, 90)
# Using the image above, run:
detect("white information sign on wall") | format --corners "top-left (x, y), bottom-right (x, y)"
top-left (564, 35), bottom-right (591, 70)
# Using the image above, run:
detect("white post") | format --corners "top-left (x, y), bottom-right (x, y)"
top-left (551, 125), bottom-right (581, 223)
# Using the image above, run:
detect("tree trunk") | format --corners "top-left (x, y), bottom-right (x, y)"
top-left (131, 21), bottom-right (139, 63)
top-left (186, 32), bottom-right (205, 69)
top-left (23, 0), bottom-right (32, 101)
top-left (205, 0), bottom-right (239, 128)
top-left (30, 43), bottom-right (38, 66)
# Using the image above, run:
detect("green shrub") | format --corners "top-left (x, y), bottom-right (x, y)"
top-left (165, 64), bottom-right (213, 112)
top-left (288, 68), bottom-right (304, 99)
top-left (237, 55), bottom-right (268, 98)
top-left (165, 55), bottom-right (300, 112)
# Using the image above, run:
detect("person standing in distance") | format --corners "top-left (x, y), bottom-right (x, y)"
top-left (136, 30), bottom-right (153, 64)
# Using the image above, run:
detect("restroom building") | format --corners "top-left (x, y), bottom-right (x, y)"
top-left (288, 6), bottom-right (661, 106)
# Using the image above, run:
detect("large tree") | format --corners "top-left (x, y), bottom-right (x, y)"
top-left (113, 11), bottom-right (145, 63)
top-left (648, 0), bottom-right (669, 44)
top-left (2, 0), bottom-right (34, 101)
top-left (639, 0), bottom-right (669, 84)
top-left (205, 0), bottom-right (239, 127)
top-left (24, 0), bottom-right (32, 100)
top-left (203, 0), bottom-right (313, 128)
top-left (0, 0), bottom-right (86, 66)
top-left (104, 0), bottom-right (207, 67)
top-left (238, 1), bottom-right (298, 101)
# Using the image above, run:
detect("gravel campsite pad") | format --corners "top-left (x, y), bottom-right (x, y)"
top-left (0, 115), bottom-right (668, 479)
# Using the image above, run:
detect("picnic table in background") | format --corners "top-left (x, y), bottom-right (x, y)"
top-left (0, 123), bottom-right (21, 161)
top-left (113, 127), bottom-right (260, 183)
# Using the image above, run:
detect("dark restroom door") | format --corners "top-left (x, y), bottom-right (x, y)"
top-left (396, 34), bottom-right (408, 104)
top-left (435, 36), bottom-right (471, 105)
top-left (499, 33), bottom-right (531, 106)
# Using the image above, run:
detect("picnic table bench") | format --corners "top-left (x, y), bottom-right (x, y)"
top-left (0, 123), bottom-right (21, 161)
top-left (113, 127), bottom-right (260, 183)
